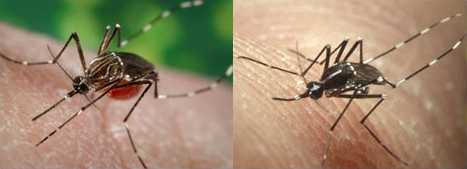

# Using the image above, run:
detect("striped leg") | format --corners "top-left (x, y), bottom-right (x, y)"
top-left (117, 80), bottom-right (153, 169)
top-left (157, 65), bottom-right (233, 99)
top-left (119, 0), bottom-right (204, 48)
top-left (123, 124), bottom-right (148, 169)
top-left (35, 82), bottom-right (118, 146)
top-left (364, 13), bottom-right (463, 64)
top-left (385, 33), bottom-right (466, 88)
top-left (30, 46), bottom-right (79, 121)
top-left (0, 32), bottom-right (88, 73)
top-left (31, 90), bottom-right (78, 121)
top-left (46, 45), bottom-right (101, 112)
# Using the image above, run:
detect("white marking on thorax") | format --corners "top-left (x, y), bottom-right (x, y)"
top-left (324, 69), bottom-right (342, 81)
top-left (124, 75), bottom-right (132, 81)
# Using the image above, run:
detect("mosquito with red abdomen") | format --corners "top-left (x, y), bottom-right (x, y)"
top-left (0, 1), bottom-right (232, 168)
top-left (237, 13), bottom-right (465, 167)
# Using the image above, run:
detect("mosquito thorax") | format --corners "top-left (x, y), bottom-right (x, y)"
top-left (72, 76), bottom-right (90, 94)
top-left (307, 81), bottom-right (324, 99)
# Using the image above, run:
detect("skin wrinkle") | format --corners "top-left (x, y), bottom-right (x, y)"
top-left (0, 23), bottom-right (232, 169)
top-left (234, 0), bottom-right (467, 168)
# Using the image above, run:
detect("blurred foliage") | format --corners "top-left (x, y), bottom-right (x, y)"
top-left (0, 0), bottom-right (232, 80)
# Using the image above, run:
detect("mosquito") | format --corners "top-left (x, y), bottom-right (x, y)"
top-left (237, 13), bottom-right (465, 166)
top-left (0, 0), bottom-right (232, 168)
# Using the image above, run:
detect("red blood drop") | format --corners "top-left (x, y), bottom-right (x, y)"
top-left (108, 85), bottom-right (142, 100)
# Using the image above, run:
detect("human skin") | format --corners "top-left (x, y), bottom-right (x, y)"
top-left (0, 23), bottom-right (232, 169)
top-left (234, 0), bottom-right (467, 169)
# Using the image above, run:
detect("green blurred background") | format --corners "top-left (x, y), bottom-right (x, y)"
top-left (0, 0), bottom-right (232, 80)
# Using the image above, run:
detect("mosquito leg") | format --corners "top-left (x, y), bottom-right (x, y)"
top-left (112, 80), bottom-right (153, 169)
top-left (301, 45), bottom-right (332, 78)
top-left (35, 82), bottom-right (118, 146)
top-left (359, 96), bottom-right (408, 165)
top-left (47, 45), bottom-right (102, 112)
top-left (1, 33), bottom-right (87, 73)
top-left (272, 92), bottom-right (308, 101)
top-left (157, 65), bottom-right (232, 99)
top-left (97, 26), bottom-right (112, 55)
top-left (287, 48), bottom-right (318, 63)
top-left (31, 90), bottom-right (78, 121)
top-left (123, 124), bottom-right (148, 169)
top-left (237, 56), bottom-right (298, 75)
top-left (294, 41), bottom-right (308, 84)
top-left (121, 81), bottom-right (152, 122)
top-left (318, 46), bottom-right (333, 80)
top-left (331, 39), bottom-right (350, 64)
top-left (321, 91), bottom-right (381, 168)
top-left (98, 24), bottom-right (121, 55)
top-left (335, 93), bottom-right (383, 99)
top-left (364, 13), bottom-right (463, 64)
top-left (329, 90), bottom-right (357, 131)
top-left (332, 92), bottom-right (408, 165)
top-left (342, 38), bottom-right (363, 63)
top-left (287, 38), bottom-right (349, 65)
top-left (119, 0), bottom-right (204, 47)
top-left (386, 33), bottom-right (466, 88)
top-left (321, 130), bottom-right (333, 169)
top-left (46, 45), bottom-right (73, 80)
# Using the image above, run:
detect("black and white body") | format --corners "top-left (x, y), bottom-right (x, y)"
top-left (237, 13), bottom-right (465, 167)
top-left (0, 1), bottom-right (233, 169)
top-left (298, 62), bottom-right (386, 100)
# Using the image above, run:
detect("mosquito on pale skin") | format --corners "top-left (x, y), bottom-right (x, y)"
top-left (237, 13), bottom-right (465, 167)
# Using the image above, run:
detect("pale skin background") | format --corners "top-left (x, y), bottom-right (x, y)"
top-left (234, 0), bottom-right (467, 169)
top-left (0, 23), bottom-right (232, 169)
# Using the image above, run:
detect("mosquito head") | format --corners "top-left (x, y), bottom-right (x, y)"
top-left (307, 81), bottom-right (324, 100)
top-left (72, 76), bottom-right (90, 94)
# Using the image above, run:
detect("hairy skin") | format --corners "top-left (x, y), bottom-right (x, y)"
top-left (234, 0), bottom-right (467, 169)
top-left (0, 23), bottom-right (232, 169)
